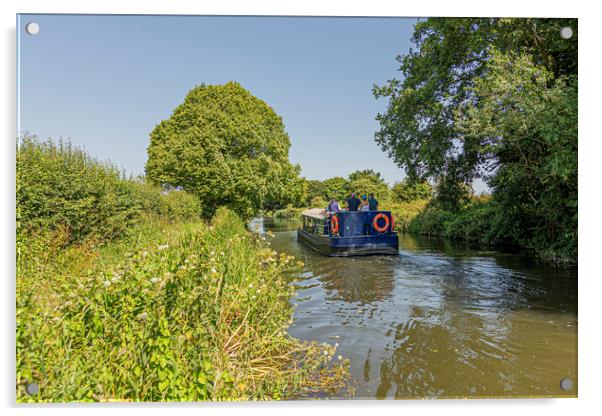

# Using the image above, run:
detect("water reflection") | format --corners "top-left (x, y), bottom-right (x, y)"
top-left (257, 218), bottom-right (578, 399)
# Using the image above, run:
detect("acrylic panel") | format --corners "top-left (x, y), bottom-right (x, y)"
top-left (16, 14), bottom-right (578, 402)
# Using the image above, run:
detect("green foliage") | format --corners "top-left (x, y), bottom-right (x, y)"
top-left (17, 208), bottom-right (350, 402)
top-left (374, 18), bottom-right (577, 261)
top-left (321, 176), bottom-right (351, 202)
top-left (391, 179), bottom-right (432, 202)
top-left (408, 206), bottom-right (456, 236)
top-left (272, 205), bottom-right (306, 219)
top-left (348, 178), bottom-right (389, 201)
top-left (388, 199), bottom-right (429, 231)
top-left (303, 179), bottom-right (326, 206)
top-left (310, 196), bottom-right (327, 208)
top-left (346, 169), bottom-right (389, 201)
top-left (374, 18), bottom-right (577, 183)
top-left (17, 136), bottom-right (200, 244)
top-left (145, 82), bottom-right (302, 221)
top-left (348, 169), bottom-right (383, 183)
top-left (457, 50), bottom-right (577, 260)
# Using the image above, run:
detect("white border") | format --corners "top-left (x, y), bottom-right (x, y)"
top-left (3, 1), bottom-right (601, 416)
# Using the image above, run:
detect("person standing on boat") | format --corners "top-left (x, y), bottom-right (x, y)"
top-left (368, 193), bottom-right (379, 211)
top-left (360, 195), bottom-right (370, 211)
top-left (346, 193), bottom-right (361, 211)
top-left (327, 198), bottom-right (340, 213)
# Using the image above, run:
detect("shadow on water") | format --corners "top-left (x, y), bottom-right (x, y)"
top-left (252, 217), bottom-right (578, 399)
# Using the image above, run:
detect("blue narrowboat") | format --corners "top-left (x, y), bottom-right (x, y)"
top-left (297, 208), bottom-right (399, 256)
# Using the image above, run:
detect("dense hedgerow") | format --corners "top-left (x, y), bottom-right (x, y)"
top-left (17, 136), bottom-right (201, 244)
top-left (17, 208), bottom-right (349, 402)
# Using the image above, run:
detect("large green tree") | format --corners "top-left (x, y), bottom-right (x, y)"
top-left (374, 18), bottom-right (577, 258)
top-left (373, 18), bottom-right (577, 186)
top-left (458, 50), bottom-right (577, 257)
top-left (146, 82), bottom-right (302, 219)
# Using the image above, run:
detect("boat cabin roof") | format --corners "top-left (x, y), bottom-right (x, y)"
top-left (301, 208), bottom-right (327, 220)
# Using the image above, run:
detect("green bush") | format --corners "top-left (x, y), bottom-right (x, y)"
top-left (408, 206), bottom-right (455, 236)
top-left (442, 201), bottom-right (498, 243)
top-left (17, 208), bottom-right (349, 402)
top-left (17, 136), bottom-right (201, 244)
top-left (388, 199), bottom-right (429, 231)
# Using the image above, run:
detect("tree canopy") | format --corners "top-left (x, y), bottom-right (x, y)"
top-left (373, 18), bottom-right (577, 185)
top-left (145, 82), bottom-right (303, 219)
top-left (391, 179), bottom-right (432, 203)
top-left (321, 176), bottom-right (351, 202)
top-left (374, 18), bottom-right (577, 259)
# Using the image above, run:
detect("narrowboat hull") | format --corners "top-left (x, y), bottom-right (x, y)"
top-left (297, 229), bottom-right (399, 257)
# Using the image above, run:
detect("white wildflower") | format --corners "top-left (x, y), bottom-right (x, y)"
top-left (337, 355), bottom-right (343, 361)
top-left (210, 267), bottom-right (217, 274)
top-left (142, 251), bottom-right (148, 257)
top-left (137, 312), bottom-right (148, 321)
top-left (103, 281), bottom-right (111, 287)
top-left (150, 277), bottom-right (160, 283)
top-left (158, 244), bottom-right (169, 250)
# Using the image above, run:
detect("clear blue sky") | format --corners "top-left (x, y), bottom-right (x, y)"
top-left (19, 14), bottom-right (487, 191)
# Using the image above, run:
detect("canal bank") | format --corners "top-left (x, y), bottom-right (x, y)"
top-left (251, 217), bottom-right (578, 399)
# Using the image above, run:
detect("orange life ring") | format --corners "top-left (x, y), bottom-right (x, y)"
top-left (373, 213), bottom-right (390, 233)
top-left (331, 214), bottom-right (339, 234)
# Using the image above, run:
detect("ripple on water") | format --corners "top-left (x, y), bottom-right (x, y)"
top-left (263, 222), bottom-right (577, 399)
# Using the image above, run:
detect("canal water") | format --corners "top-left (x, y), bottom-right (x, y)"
top-left (250, 217), bottom-right (578, 399)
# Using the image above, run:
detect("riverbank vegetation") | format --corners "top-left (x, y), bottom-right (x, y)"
top-left (373, 18), bottom-right (577, 263)
top-left (17, 138), bottom-right (349, 402)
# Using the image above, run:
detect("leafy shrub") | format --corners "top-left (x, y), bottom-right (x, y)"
top-left (17, 136), bottom-right (201, 244)
top-left (388, 199), bottom-right (429, 231)
top-left (408, 206), bottom-right (455, 235)
top-left (442, 201), bottom-right (498, 243)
